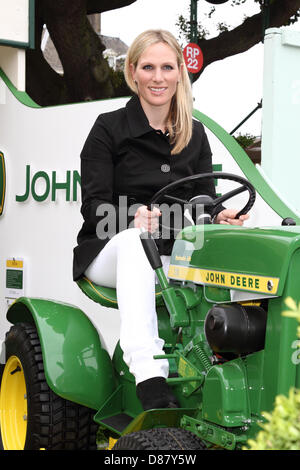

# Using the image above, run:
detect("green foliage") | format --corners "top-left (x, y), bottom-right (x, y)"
top-left (108, 67), bottom-right (130, 98)
top-left (216, 22), bottom-right (230, 33)
top-left (97, 426), bottom-right (109, 450)
top-left (176, 0), bottom-right (252, 43)
top-left (234, 133), bottom-right (256, 149)
top-left (176, 14), bottom-right (209, 45)
top-left (245, 297), bottom-right (300, 450)
top-left (246, 388), bottom-right (300, 450)
top-left (176, 0), bottom-right (300, 45)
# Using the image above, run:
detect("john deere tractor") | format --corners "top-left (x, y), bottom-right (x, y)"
top-left (0, 172), bottom-right (299, 450)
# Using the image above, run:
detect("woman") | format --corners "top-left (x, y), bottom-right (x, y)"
top-left (73, 29), bottom-right (248, 410)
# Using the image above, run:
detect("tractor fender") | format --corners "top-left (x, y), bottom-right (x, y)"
top-left (6, 297), bottom-right (117, 411)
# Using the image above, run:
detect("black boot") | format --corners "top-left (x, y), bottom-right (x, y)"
top-left (136, 376), bottom-right (179, 411)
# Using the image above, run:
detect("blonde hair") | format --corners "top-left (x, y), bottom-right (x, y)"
top-left (124, 30), bottom-right (193, 155)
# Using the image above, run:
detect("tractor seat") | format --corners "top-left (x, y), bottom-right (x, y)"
top-left (76, 276), bottom-right (164, 309)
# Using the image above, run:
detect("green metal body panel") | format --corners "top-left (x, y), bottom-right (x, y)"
top-left (260, 249), bottom-right (300, 408)
top-left (202, 358), bottom-right (250, 427)
top-left (169, 225), bottom-right (300, 296)
top-left (6, 223), bottom-right (300, 448)
top-left (77, 276), bottom-right (164, 309)
top-left (161, 225), bottom-right (300, 447)
top-left (6, 297), bottom-right (117, 410)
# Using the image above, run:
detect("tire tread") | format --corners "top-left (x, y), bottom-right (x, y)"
top-left (3, 323), bottom-right (98, 450)
top-left (113, 427), bottom-right (207, 450)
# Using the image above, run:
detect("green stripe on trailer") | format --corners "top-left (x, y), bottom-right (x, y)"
top-left (0, 151), bottom-right (5, 215)
top-left (0, 68), bottom-right (40, 108)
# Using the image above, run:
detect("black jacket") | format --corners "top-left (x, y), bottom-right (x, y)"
top-left (73, 95), bottom-right (218, 281)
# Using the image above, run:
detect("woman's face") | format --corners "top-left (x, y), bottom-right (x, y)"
top-left (130, 42), bottom-right (182, 113)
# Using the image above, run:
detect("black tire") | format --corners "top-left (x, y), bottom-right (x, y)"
top-left (113, 427), bottom-right (207, 450)
top-left (0, 323), bottom-right (98, 450)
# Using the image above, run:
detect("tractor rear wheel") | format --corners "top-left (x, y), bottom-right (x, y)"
top-left (113, 427), bottom-right (207, 450)
top-left (0, 323), bottom-right (98, 450)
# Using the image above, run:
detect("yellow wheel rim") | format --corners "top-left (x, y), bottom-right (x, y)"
top-left (107, 437), bottom-right (118, 450)
top-left (0, 356), bottom-right (28, 450)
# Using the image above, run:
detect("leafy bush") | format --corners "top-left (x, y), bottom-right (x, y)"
top-left (234, 133), bottom-right (256, 149)
top-left (246, 388), bottom-right (300, 450)
top-left (245, 297), bottom-right (300, 450)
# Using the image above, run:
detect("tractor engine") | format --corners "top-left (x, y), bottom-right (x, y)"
top-left (204, 303), bottom-right (267, 355)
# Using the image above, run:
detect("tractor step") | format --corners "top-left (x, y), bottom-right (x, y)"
top-left (93, 385), bottom-right (136, 435)
top-left (93, 385), bottom-right (198, 438)
top-left (100, 413), bottom-right (133, 434)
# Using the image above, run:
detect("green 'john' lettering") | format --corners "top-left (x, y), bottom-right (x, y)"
top-left (16, 165), bottom-right (81, 202)
top-left (16, 165), bottom-right (30, 202)
top-left (52, 171), bottom-right (70, 201)
top-left (31, 171), bottom-right (50, 202)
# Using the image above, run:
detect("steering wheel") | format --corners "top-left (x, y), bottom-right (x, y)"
top-left (149, 172), bottom-right (256, 229)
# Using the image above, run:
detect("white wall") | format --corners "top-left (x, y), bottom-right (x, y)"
top-left (0, 84), bottom-right (128, 358)
top-left (261, 27), bottom-right (300, 214)
top-left (0, 76), bottom-right (282, 362)
top-left (0, 0), bottom-right (29, 44)
top-left (0, 47), bottom-right (25, 91)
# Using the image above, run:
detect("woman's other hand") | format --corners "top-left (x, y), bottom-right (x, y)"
top-left (134, 205), bottom-right (161, 233)
top-left (215, 208), bottom-right (249, 226)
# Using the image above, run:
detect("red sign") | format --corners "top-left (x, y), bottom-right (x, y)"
top-left (183, 43), bottom-right (203, 74)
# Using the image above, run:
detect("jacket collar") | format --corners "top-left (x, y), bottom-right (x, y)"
top-left (126, 95), bottom-right (153, 138)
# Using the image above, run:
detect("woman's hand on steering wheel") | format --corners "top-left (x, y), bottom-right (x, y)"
top-left (134, 205), bottom-right (161, 233)
top-left (149, 172), bottom-right (256, 231)
top-left (215, 208), bottom-right (250, 226)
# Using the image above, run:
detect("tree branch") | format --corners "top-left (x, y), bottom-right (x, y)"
top-left (197, 0), bottom-right (300, 78)
top-left (86, 0), bottom-right (137, 14)
top-left (26, 0), bottom-right (300, 104)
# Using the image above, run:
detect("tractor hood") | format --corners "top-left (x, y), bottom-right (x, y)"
top-left (168, 225), bottom-right (300, 298)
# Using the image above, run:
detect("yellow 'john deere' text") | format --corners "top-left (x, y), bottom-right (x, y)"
top-left (168, 265), bottom-right (279, 295)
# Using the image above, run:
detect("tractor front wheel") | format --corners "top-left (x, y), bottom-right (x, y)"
top-left (0, 323), bottom-right (98, 450)
top-left (113, 428), bottom-right (207, 450)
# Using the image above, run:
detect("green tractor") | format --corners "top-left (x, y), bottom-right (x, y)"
top-left (0, 171), bottom-right (299, 450)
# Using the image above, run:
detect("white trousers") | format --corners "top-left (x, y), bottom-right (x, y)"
top-left (84, 228), bottom-right (170, 384)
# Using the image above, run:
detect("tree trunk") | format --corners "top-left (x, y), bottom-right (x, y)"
top-left (25, 0), bottom-right (300, 104)
top-left (26, 0), bottom-right (136, 105)
top-left (45, 0), bottom-right (114, 102)
top-left (26, 1), bottom-right (68, 105)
